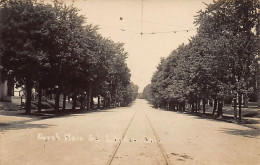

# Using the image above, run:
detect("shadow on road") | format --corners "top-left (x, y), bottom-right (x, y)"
top-left (0, 119), bottom-right (55, 132)
top-left (0, 109), bottom-right (116, 133)
top-left (0, 104), bottom-right (130, 133)
top-left (220, 127), bottom-right (260, 139)
top-left (148, 102), bottom-right (260, 125)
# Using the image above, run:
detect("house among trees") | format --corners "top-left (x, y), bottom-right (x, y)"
top-left (0, 67), bottom-right (14, 102)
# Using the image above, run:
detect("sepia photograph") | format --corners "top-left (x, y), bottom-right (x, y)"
top-left (0, 0), bottom-right (260, 164)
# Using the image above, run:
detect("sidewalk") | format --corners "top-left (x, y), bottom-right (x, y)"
top-left (0, 100), bottom-right (111, 127)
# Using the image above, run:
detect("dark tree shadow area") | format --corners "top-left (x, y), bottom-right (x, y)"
top-left (0, 119), bottom-right (55, 132)
top-left (0, 104), bottom-right (123, 120)
top-left (0, 102), bottom-right (134, 133)
top-left (34, 107), bottom-right (123, 119)
top-left (220, 127), bottom-right (260, 139)
top-left (148, 102), bottom-right (260, 126)
top-left (0, 108), bottom-right (115, 132)
top-left (185, 112), bottom-right (260, 125)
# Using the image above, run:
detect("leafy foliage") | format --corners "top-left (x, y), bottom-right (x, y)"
top-left (144, 0), bottom-right (260, 120)
top-left (0, 0), bottom-right (138, 113)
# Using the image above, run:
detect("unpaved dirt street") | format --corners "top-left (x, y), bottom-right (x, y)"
top-left (1, 99), bottom-right (260, 165)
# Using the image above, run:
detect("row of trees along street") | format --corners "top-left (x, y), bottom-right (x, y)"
top-left (0, 0), bottom-right (139, 114)
top-left (143, 0), bottom-right (260, 122)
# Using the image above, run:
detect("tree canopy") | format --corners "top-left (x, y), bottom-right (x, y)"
top-left (144, 0), bottom-right (260, 121)
top-left (0, 0), bottom-right (138, 114)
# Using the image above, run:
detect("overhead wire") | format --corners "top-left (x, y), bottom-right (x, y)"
top-left (96, 1), bottom-right (197, 36)
top-left (119, 16), bottom-right (191, 29)
top-left (97, 22), bottom-right (196, 35)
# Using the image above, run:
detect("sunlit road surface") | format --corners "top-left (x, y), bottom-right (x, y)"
top-left (1, 99), bottom-right (260, 165)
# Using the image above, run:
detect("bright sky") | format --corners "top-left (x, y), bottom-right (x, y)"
top-left (66, 0), bottom-right (213, 92)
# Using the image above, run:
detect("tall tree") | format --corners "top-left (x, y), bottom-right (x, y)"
top-left (0, 0), bottom-right (57, 114)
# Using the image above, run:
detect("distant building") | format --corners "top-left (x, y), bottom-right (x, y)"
top-left (0, 72), bottom-right (14, 102)
top-left (0, 56), bottom-right (14, 101)
top-left (0, 77), bottom-right (8, 101)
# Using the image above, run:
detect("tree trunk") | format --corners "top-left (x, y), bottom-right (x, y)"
top-left (108, 93), bottom-right (111, 108)
top-left (182, 101), bottom-right (185, 111)
top-left (72, 94), bottom-right (77, 110)
top-left (238, 93), bottom-right (242, 121)
top-left (25, 82), bottom-right (33, 114)
top-left (243, 93), bottom-right (248, 108)
top-left (97, 96), bottom-right (100, 109)
top-left (212, 99), bottom-right (217, 115)
top-left (170, 101), bottom-right (173, 111)
top-left (114, 90), bottom-right (117, 107)
top-left (233, 98), bottom-right (237, 121)
top-left (87, 85), bottom-right (92, 111)
top-left (217, 99), bottom-right (223, 118)
top-left (37, 84), bottom-right (42, 113)
top-left (80, 93), bottom-right (85, 111)
top-left (62, 93), bottom-right (66, 110)
top-left (258, 93), bottom-right (260, 108)
top-left (197, 99), bottom-right (201, 112)
top-left (255, 10), bottom-right (260, 108)
top-left (191, 102), bottom-right (194, 113)
top-left (171, 101), bottom-right (174, 111)
top-left (54, 90), bottom-right (60, 114)
top-left (258, 70), bottom-right (260, 107)
top-left (209, 99), bottom-right (213, 107)
top-left (195, 100), bottom-right (198, 113)
top-left (103, 98), bottom-right (107, 107)
top-left (106, 98), bottom-right (109, 107)
top-left (90, 95), bottom-right (94, 109)
top-left (203, 99), bottom-right (206, 114)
